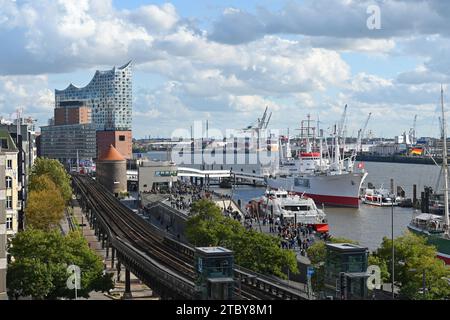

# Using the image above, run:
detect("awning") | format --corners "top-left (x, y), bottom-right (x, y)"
top-left (315, 224), bottom-right (329, 233)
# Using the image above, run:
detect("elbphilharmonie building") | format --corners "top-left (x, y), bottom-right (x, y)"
top-left (55, 61), bottom-right (132, 131)
top-left (42, 61), bottom-right (133, 160)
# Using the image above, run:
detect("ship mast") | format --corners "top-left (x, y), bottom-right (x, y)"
top-left (441, 85), bottom-right (450, 236)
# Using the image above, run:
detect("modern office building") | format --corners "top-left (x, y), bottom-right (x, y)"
top-left (54, 61), bottom-right (133, 159)
top-left (40, 123), bottom-right (97, 163)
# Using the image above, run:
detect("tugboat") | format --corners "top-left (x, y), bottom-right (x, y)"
top-left (407, 87), bottom-right (450, 265)
top-left (362, 187), bottom-right (398, 207)
top-left (249, 188), bottom-right (329, 233)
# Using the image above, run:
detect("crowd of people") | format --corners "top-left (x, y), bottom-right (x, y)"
top-left (146, 180), bottom-right (334, 258)
top-left (243, 208), bottom-right (332, 257)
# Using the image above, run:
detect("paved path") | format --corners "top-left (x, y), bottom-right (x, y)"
top-left (70, 198), bottom-right (157, 300)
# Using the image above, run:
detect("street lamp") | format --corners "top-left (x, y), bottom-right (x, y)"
top-left (391, 200), bottom-right (395, 300)
top-left (408, 268), bottom-right (426, 299)
top-left (399, 261), bottom-right (427, 299)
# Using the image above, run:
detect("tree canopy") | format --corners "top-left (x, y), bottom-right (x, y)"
top-left (29, 157), bottom-right (72, 203)
top-left (371, 231), bottom-right (450, 300)
top-left (25, 175), bottom-right (65, 230)
top-left (186, 199), bottom-right (298, 278)
top-left (7, 229), bottom-right (113, 299)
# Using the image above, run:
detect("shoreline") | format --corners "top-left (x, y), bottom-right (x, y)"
top-left (356, 154), bottom-right (440, 165)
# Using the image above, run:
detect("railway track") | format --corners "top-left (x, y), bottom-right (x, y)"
top-left (73, 174), bottom-right (308, 300)
top-left (73, 174), bottom-right (196, 281)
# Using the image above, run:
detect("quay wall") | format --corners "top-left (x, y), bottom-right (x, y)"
top-left (356, 154), bottom-right (438, 165)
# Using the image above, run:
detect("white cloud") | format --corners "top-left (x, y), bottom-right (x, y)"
top-left (1, 0), bottom-right (450, 138)
top-left (0, 75), bottom-right (54, 124)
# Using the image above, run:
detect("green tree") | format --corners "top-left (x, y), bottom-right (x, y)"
top-left (29, 157), bottom-right (72, 203)
top-left (6, 258), bottom-right (53, 300)
top-left (186, 199), bottom-right (298, 278)
top-left (306, 237), bottom-right (358, 293)
top-left (372, 231), bottom-right (450, 300)
top-left (25, 176), bottom-right (65, 231)
top-left (7, 229), bottom-right (113, 299)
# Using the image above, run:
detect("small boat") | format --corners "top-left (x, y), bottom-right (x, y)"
top-left (362, 187), bottom-right (398, 206)
top-left (249, 188), bottom-right (329, 232)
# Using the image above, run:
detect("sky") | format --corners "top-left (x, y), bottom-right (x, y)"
top-left (0, 0), bottom-right (449, 139)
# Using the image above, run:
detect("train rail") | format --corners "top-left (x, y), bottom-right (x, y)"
top-left (73, 174), bottom-right (308, 300)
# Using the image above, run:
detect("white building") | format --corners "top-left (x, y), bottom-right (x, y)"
top-left (138, 159), bottom-right (178, 192)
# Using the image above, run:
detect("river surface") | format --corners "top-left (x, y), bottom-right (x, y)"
top-left (144, 152), bottom-right (442, 251)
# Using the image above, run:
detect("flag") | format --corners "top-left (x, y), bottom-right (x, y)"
top-left (410, 148), bottom-right (422, 155)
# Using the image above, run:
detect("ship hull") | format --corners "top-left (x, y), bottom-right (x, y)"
top-left (266, 172), bottom-right (368, 208)
top-left (407, 225), bottom-right (450, 265)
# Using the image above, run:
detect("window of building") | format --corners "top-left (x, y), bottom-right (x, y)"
top-left (6, 176), bottom-right (12, 189)
top-left (7, 159), bottom-right (12, 169)
top-left (6, 217), bottom-right (13, 230)
top-left (6, 196), bottom-right (12, 209)
top-left (119, 135), bottom-right (125, 141)
top-left (1, 138), bottom-right (7, 149)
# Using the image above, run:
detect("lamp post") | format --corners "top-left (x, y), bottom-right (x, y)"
top-left (408, 268), bottom-right (426, 299)
top-left (391, 201), bottom-right (395, 300)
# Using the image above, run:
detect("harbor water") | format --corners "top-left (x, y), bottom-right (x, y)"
top-left (144, 152), bottom-right (442, 251)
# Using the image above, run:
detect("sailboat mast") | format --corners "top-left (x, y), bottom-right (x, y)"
top-left (441, 86), bottom-right (450, 235)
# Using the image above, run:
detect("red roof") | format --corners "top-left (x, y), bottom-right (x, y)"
top-left (98, 145), bottom-right (125, 161)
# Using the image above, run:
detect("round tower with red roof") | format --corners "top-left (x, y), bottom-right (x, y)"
top-left (96, 144), bottom-right (127, 195)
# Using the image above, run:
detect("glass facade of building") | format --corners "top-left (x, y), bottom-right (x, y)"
top-left (40, 124), bottom-right (97, 162)
top-left (55, 61), bottom-right (132, 131)
top-left (324, 243), bottom-right (369, 300)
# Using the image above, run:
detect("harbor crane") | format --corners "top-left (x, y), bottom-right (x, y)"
top-left (337, 104), bottom-right (348, 138)
top-left (241, 106), bottom-right (272, 151)
top-left (409, 114), bottom-right (417, 144)
top-left (243, 106), bottom-right (272, 132)
top-left (356, 112), bottom-right (372, 154)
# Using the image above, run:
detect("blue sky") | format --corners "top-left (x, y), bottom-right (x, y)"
top-left (1, 0), bottom-right (450, 139)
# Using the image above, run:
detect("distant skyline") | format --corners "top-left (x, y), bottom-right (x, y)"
top-left (1, 0), bottom-right (449, 139)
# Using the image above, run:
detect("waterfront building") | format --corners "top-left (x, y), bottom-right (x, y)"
top-left (368, 143), bottom-right (404, 156)
top-left (54, 100), bottom-right (91, 126)
top-left (55, 61), bottom-right (133, 159)
top-left (138, 159), bottom-right (178, 192)
top-left (324, 243), bottom-right (369, 300)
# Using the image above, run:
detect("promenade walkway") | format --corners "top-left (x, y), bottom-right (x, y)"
top-left (62, 197), bottom-right (156, 300)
